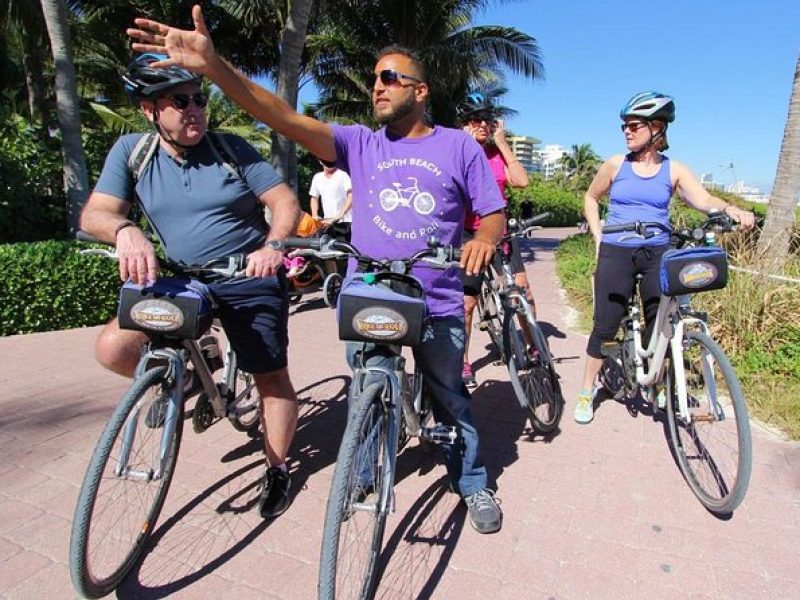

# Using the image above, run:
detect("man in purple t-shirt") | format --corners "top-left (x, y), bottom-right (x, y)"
top-left (130, 6), bottom-right (506, 534)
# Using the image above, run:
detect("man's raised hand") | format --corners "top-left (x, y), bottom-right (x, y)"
top-left (127, 4), bottom-right (215, 74)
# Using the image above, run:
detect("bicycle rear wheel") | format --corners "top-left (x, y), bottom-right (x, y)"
top-left (665, 331), bottom-right (752, 514)
top-left (477, 266), bottom-right (504, 360)
top-left (70, 366), bottom-right (183, 598)
top-left (502, 308), bottom-right (564, 433)
top-left (319, 383), bottom-right (394, 600)
top-left (228, 370), bottom-right (261, 433)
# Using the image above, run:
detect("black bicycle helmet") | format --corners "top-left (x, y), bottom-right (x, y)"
top-left (122, 53), bottom-right (202, 100)
top-left (620, 91), bottom-right (675, 123)
top-left (457, 92), bottom-right (496, 121)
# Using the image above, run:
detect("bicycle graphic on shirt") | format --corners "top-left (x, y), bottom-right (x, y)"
top-left (379, 177), bottom-right (436, 215)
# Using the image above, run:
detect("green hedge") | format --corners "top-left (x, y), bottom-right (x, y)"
top-left (0, 240), bottom-right (120, 336)
top-left (507, 176), bottom-right (584, 226)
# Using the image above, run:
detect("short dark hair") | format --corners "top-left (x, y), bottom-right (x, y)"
top-left (376, 45), bottom-right (427, 83)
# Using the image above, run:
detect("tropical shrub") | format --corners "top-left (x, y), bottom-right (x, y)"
top-left (0, 240), bottom-right (119, 335)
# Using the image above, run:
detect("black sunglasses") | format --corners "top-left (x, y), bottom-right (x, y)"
top-left (366, 69), bottom-right (422, 89)
top-left (165, 92), bottom-right (208, 110)
top-left (467, 112), bottom-right (495, 124)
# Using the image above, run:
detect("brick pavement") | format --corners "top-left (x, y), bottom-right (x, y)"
top-left (1, 226), bottom-right (798, 599)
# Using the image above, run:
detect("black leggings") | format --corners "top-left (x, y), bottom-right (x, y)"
top-left (587, 242), bottom-right (669, 359)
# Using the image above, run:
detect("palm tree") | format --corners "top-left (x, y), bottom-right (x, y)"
top-left (40, 0), bottom-right (89, 234)
top-left (269, 0), bottom-right (313, 189)
top-left (0, 0), bottom-right (49, 124)
top-left (305, 0), bottom-right (543, 126)
top-left (758, 51), bottom-right (800, 263)
top-left (559, 143), bottom-right (600, 195)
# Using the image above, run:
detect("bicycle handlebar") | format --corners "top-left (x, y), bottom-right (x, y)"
top-left (76, 230), bottom-right (247, 278)
top-left (275, 235), bottom-right (461, 274)
top-left (508, 211), bottom-right (552, 233)
top-left (601, 210), bottom-right (735, 246)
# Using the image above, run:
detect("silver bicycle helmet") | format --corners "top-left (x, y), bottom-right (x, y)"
top-left (122, 53), bottom-right (202, 100)
top-left (620, 91), bottom-right (675, 123)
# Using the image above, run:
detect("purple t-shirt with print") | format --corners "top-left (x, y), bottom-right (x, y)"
top-left (332, 124), bottom-right (505, 317)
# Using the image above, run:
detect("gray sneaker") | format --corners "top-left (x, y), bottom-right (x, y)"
top-left (465, 488), bottom-right (502, 534)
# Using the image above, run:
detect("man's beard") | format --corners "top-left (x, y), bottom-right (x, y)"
top-left (374, 93), bottom-right (415, 125)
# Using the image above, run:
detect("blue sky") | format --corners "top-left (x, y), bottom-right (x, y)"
top-left (471, 0), bottom-right (799, 193)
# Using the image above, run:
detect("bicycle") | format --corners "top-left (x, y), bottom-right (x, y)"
top-left (287, 219), bottom-right (348, 305)
top-left (69, 235), bottom-right (261, 599)
top-left (475, 212), bottom-right (564, 434)
top-left (597, 212), bottom-right (752, 514)
top-left (278, 234), bottom-right (460, 600)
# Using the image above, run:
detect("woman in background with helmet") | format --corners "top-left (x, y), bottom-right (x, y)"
top-left (573, 91), bottom-right (754, 424)
top-left (457, 92), bottom-right (530, 388)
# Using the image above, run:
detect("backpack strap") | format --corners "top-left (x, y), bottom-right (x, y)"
top-left (207, 132), bottom-right (245, 183)
top-left (127, 132), bottom-right (160, 183)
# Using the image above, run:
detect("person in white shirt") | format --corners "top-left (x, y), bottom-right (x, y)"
top-left (309, 161), bottom-right (353, 240)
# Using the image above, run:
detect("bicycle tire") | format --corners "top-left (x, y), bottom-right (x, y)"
top-left (665, 331), bottom-right (752, 514)
top-left (228, 370), bottom-right (261, 433)
top-left (477, 266), bottom-right (504, 360)
top-left (69, 366), bottom-right (183, 598)
top-left (502, 308), bottom-right (564, 433)
top-left (319, 382), bottom-right (393, 600)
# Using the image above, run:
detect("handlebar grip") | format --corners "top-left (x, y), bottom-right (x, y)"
top-left (279, 237), bottom-right (323, 250)
top-left (521, 211), bottom-right (551, 228)
top-left (601, 224), bottom-right (630, 234)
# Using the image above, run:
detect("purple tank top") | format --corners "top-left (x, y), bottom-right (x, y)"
top-left (603, 156), bottom-right (673, 247)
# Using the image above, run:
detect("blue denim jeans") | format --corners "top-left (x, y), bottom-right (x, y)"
top-left (346, 315), bottom-right (488, 497)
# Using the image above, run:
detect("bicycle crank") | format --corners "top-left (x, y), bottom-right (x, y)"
top-left (192, 393), bottom-right (221, 433)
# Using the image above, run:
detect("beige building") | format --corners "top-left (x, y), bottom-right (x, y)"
top-left (506, 135), bottom-right (542, 173)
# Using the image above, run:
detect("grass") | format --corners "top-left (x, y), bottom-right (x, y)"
top-left (554, 231), bottom-right (800, 440)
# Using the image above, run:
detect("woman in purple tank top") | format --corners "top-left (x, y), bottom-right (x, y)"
top-left (573, 91), bottom-right (755, 425)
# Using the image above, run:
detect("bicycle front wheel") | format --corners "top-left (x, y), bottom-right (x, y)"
top-left (665, 331), bottom-right (752, 514)
top-left (319, 382), bottom-right (394, 600)
top-left (69, 366), bottom-right (183, 598)
top-left (502, 308), bottom-right (564, 433)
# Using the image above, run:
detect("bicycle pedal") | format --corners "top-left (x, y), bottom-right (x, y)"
top-left (420, 424), bottom-right (457, 445)
top-left (477, 321), bottom-right (489, 331)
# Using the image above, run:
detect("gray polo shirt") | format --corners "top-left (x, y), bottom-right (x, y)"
top-left (94, 132), bottom-right (282, 265)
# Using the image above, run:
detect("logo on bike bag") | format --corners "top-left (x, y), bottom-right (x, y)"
top-left (678, 262), bottom-right (719, 289)
top-left (352, 307), bottom-right (409, 340)
top-left (129, 299), bottom-right (185, 331)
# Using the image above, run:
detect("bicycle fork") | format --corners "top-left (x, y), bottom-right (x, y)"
top-left (117, 349), bottom-right (185, 482)
top-left (669, 318), bottom-right (725, 422)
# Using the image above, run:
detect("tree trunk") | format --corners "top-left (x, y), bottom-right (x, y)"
top-left (40, 0), bottom-right (89, 235)
top-left (270, 0), bottom-right (313, 192)
top-left (758, 51), bottom-right (800, 263)
top-left (21, 41), bottom-right (49, 126)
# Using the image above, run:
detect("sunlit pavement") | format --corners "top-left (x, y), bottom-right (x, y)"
top-left (1, 227), bottom-right (798, 599)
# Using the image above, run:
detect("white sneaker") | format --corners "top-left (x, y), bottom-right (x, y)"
top-left (573, 388), bottom-right (596, 424)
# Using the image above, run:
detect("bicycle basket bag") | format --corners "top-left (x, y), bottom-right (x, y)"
top-left (659, 247), bottom-right (728, 296)
top-left (337, 273), bottom-right (427, 346)
top-left (118, 278), bottom-right (213, 339)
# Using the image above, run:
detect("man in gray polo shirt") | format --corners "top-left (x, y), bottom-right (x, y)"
top-left (80, 54), bottom-right (301, 519)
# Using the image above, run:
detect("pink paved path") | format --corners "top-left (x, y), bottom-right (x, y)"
top-left (1, 227), bottom-right (798, 599)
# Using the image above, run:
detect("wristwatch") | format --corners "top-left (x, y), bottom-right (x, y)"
top-left (265, 239), bottom-right (283, 250)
